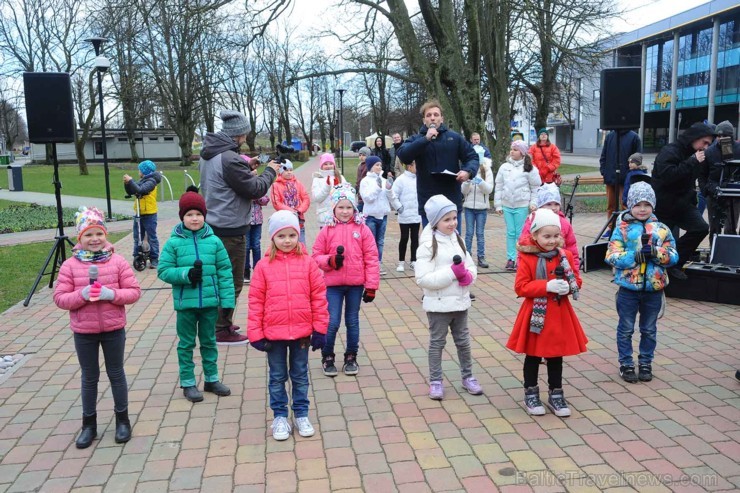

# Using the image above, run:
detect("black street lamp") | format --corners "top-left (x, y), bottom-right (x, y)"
top-left (85, 37), bottom-right (113, 220)
top-left (336, 88), bottom-right (346, 175)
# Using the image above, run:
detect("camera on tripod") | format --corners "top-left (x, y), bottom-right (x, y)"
top-left (259, 144), bottom-right (296, 165)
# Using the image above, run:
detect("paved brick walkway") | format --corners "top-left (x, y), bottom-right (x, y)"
top-left (0, 156), bottom-right (737, 492)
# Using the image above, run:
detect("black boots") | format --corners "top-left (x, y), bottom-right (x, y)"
top-left (115, 410), bottom-right (132, 444)
top-left (204, 381), bottom-right (231, 396)
top-left (343, 352), bottom-right (359, 376)
top-left (76, 414), bottom-right (97, 449)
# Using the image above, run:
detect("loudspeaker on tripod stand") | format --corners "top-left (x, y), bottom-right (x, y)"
top-left (600, 67), bottom-right (641, 130)
top-left (23, 72), bottom-right (76, 144)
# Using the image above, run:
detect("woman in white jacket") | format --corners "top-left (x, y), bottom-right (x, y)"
top-left (391, 161), bottom-right (422, 272)
top-left (312, 153), bottom-right (347, 227)
top-left (462, 154), bottom-right (494, 268)
top-left (360, 156), bottom-right (396, 275)
top-left (493, 140), bottom-right (542, 270)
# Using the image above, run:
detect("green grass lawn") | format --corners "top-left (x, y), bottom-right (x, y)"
top-left (0, 199), bottom-right (129, 234)
top-left (0, 231), bottom-right (128, 313)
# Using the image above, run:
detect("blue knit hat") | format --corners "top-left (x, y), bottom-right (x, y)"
top-left (138, 160), bottom-right (156, 175)
top-left (366, 156), bottom-right (382, 169)
top-left (627, 181), bottom-right (656, 210)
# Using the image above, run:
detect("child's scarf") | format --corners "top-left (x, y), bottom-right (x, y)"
top-left (529, 247), bottom-right (579, 334)
top-left (73, 247), bottom-right (113, 263)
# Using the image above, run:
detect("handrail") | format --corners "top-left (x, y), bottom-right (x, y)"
top-left (158, 171), bottom-right (175, 202)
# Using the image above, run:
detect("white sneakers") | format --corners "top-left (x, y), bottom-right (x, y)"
top-left (396, 261), bottom-right (405, 272)
top-left (409, 261), bottom-right (416, 270)
top-left (272, 417), bottom-right (291, 440)
top-left (294, 417), bottom-right (315, 437)
top-left (272, 416), bottom-right (315, 440)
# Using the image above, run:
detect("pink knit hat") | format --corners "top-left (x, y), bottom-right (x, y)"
top-left (319, 153), bottom-right (335, 168)
top-left (511, 140), bottom-right (529, 156)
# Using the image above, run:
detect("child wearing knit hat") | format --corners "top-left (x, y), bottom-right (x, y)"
top-left (53, 207), bottom-right (142, 449)
top-left (157, 188), bottom-right (236, 403)
top-left (606, 182), bottom-right (678, 384)
top-left (621, 152), bottom-right (650, 208)
top-left (312, 183), bottom-right (380, 378)
top-left (123, 160), bottom-right (162, 268)
top-left (271, 159), bottom-right (310, 244)
top-left (507, 208), bottom-right (586, 418)
top-left (415, 195), bottom-right (482, 400)
top-left (248, 210), bottom-right (329, 441)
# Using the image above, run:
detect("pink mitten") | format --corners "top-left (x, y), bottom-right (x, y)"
top-left (450, 262), bottom-right (468, 281)
top-left (89, 281), bottom-right (102, 302)
top-left (458, 271), bottom-right (473, 287)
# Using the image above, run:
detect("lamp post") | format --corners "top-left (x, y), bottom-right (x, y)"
top-left (85, 37), bottom-right (113, 220)
top-left (336, 88), bottom-right (346, 175)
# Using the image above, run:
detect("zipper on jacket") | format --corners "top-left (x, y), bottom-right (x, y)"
top-left (192, 234), bottom-right (203, 307)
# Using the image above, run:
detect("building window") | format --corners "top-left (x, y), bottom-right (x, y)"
top-left (149, 137), bottom-right (159, 142)
top-left (94, 142), bottom-right (103, 155)
top-left (134, 138), bottom-right (143, 142)
top-left (118, 138), bottom-right (128, 142)
top-left (164, 137), bottom-right (174, 141)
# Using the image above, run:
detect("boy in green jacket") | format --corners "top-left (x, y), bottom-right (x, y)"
top-left (158, 187), bottom-right (236, 402)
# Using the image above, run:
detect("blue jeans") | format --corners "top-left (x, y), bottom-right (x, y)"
top-left (365, 216), bottom-right (388, 262)
top-left (245, 223), bottom-right (263, 271)
top-left (323, 285), bottom-right (364, 356)
top-left (616, 287), bottom-right (662, 367)
top-left (464, 208), bottom-right (487, 259)
top-left (266, 340), bottom-right (310, 418)
top-left (421, 210), bottom-right (463, 234)
top-left (133, 213), bottom-right (159, 260)
top-left (503, 206), bottom-right (529, 261)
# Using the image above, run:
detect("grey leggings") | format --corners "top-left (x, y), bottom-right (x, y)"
top-left (74, 328), bottom-right (128, 416)
top-left (427, 311), bottom-right (473, 381)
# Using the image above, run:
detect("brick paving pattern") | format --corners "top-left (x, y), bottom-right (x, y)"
top-left (0, 155), bottom-right (737, 492)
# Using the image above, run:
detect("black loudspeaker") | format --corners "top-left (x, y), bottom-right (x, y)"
top-left (23, 72), bottom-right (76, 144)
top-left (710, 235), bottom-right (740, 265)
top-left (665, 263), bottom-right (740, 305)
top-left (600, 67), bottom-right (641, 130)
top-left (581, 242), bottom-right (609, 272)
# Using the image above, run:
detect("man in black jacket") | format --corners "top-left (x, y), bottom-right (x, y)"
top-left (652, 122), bottom-right (715, 280)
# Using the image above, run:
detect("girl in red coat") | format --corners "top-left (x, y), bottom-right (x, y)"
top-left (271, 160), bottom-right (310, 244)
top-left (529, 129), bottom-right (562, 184)
top-left (312, 184), bottom-right (380, 377)
top-left (506, 209), bottom-right (587, 418)
top-left (53, 207), bottom-right (141, 449)
top-left (247, 211), bottom-right (329, 441)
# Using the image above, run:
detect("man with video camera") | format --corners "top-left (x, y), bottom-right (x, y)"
top-left (200, 109), bottom-right (280, 345)
top-left (700, 121), bottom-right (740, 239)
top-left (652, 122), bottom-right (714, 280)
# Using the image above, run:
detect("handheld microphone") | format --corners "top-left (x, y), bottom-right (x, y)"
top-left (554, 266), bottom-right (565, 303)
top-left (640, 233), bottom-right (650, 275)
top-left (428, 123), bottom-right (437, 140)
top-left (88, 265), bottom-right (98, 285)
top-left (337, 246), bottom-right (344, 255)
top-left (192, 260), bottom-right (202, 287)
top-left (453, 255), bottom-right (462, 265)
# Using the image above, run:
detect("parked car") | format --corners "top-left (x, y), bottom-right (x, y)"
top-left (350, 141), bottom-right (366, 152)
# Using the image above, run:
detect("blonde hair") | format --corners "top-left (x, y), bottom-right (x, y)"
top-left (268, 239), bottom-right (303, 261)
top-left (420, 99), bottom-right (443, 117)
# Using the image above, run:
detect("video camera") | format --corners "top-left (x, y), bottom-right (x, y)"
top-left (719, 136), bottom-right (733, 161)
top-left (259, 144), bottom-right (296, 165)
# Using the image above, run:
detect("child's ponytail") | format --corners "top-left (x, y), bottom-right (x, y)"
top-left (523, 154), bottom-right (533, 173)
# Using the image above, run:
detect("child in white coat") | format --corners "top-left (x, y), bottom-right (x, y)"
top-left (494, 140), bottom-right (542, 271)
top-left (391, 161), bottom-right (421, 272)
top-left (462, 152), bottom-right (494, 268)
top-left (415, 195), bottom-right (482, 401)
top-left (360, 156), bottom-right (396, 275)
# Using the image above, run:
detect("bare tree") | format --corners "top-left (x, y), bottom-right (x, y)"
top-left (258, 30), bottom-right (296, 146)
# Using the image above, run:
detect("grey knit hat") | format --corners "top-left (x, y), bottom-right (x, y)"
top-left (628, 152), bottom-right (643, 166)
top-left (627, 181), bottom-right (656, 210)
top-left (220, 109), bottom-right (250, 137)
top-left (358, 146), bottom-right (372, 157)
top-left (715, 120), bottom-right (735, 138)
top-left (424, 195), bottom-right (457, 229)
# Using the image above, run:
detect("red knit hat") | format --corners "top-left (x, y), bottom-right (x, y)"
top-left (179, 190), bottom-right (207, 220)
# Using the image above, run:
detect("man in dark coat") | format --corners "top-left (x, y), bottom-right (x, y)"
top-left (397, 99), bottom-right (479, 227)
top-left (599, 129), bottom-right (642, 230)
top-left (652, 122), bottom-right (715, 279)
top-left (700, 120), bottom-right (740, 239)
top-left (199, 109), bottom-right (280, 344)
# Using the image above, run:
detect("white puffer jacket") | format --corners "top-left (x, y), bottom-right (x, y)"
top-left (493, 157), bottom-right (542, 211)
top-left (415, 225), bottom-right (477, 313)
top-left (462, 159), bottom-right (494, 210)
top-left (312, 172), bottom-right (347, 226)
top-left (360, 171), bottom-right (395, 219)
top-left (391, 172), bottom-right (421, 224)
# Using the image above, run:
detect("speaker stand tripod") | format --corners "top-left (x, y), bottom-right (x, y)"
top-left (23, 143), bottom-right (75, 307)
top-left (591, 131), bottom-right (624, 243)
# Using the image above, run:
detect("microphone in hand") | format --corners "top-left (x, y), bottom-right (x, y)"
top-left (335, 246), bottom-right (344, 269)
top-left (452, 255), bottom-right (462, 265)
top-left (428, 123), bottom-right (437, 140)
top-left (639, 234), bottom-right (650, 274)
top-left (188, 260), bottom-right (203, 286)
top-left (88, 265), bottom-right (98, 285)
top-left (553, 266), bottom-right (566, 302)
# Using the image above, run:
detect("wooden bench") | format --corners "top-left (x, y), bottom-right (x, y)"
top-left (562, 176), bottom-right (606, 199)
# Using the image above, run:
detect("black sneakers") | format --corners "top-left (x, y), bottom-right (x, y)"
top-left (620, 365), bottom-right (638, 383)
top-left (638, 365), bottom-right (653, 382)
top-left (547, 388), bottom-right (571, 417)
top-left (322, 354), bottom-right (338, 377)
top-left (343, 352), bottom-right (359, 376)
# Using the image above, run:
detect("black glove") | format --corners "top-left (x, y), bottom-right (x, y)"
top-left (187, 267), bottom-right (202, 285)
top-left (362, 289), bottom-right (376, 303)
top-left (634, 251), bottom-right (646, 264)
top-left (640, 244), bottom-right (656, 259)
top-left (310, 331), bottom-right (326, 352)
top-left (250, 339), bottom-right (272, 352)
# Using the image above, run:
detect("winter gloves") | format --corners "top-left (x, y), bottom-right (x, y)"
top-left (546, 279), bottom-right (570, 295)
top-left (81, 282), bottom-right (114, 302)
top-left (634, 244), bottom-right (657, 264)
top-left (362, 289), bottom-right (376, 303)
top-left (450, 262), bottom-right (473, 287)
top-left (310, 331), bottom-right (325, 352)
top-left (250, 339), bottom-right (272, 352)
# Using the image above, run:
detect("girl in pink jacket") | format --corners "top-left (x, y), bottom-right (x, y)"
top-left (518, 184), bottom-right (580, 271)
top-left (53, 207), bottom-right (141, 449)
top-left (312, 184), bottom-right (380, 378)
top-left (247, 211), bottom-right (329, 442)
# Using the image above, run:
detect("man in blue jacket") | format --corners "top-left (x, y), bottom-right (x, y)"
top-left (397, 99), bottom-right (479, 228)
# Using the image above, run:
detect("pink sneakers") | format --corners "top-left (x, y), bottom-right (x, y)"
top-left (462, 377), bottom-right (483, 395)
top-left (429, 381), bottom-right (444, 400)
